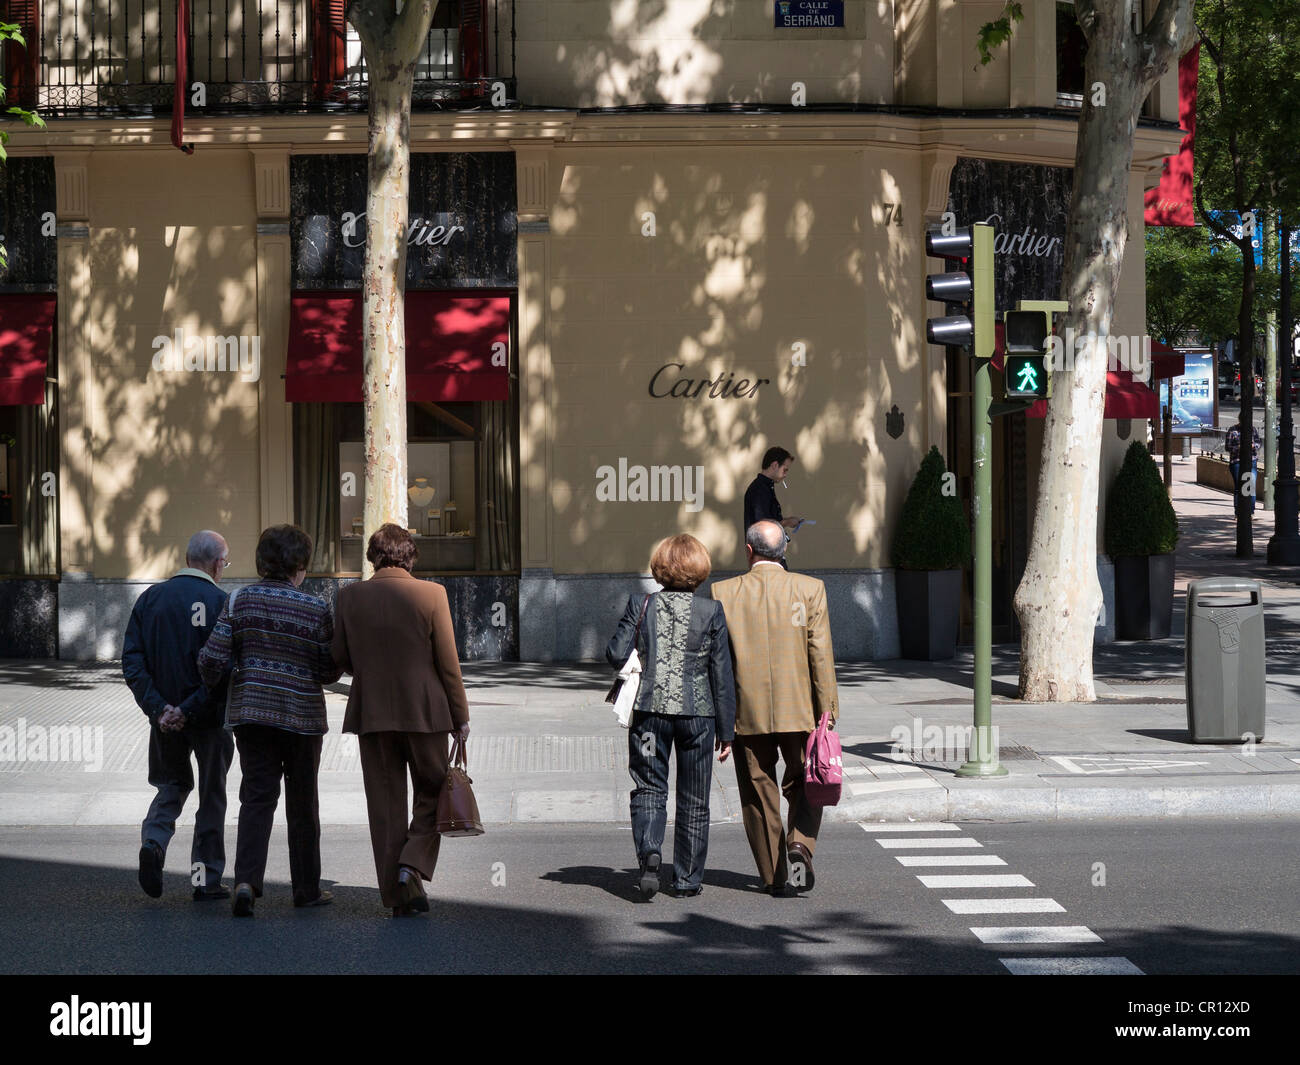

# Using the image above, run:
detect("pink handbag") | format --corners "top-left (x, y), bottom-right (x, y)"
top-left (804, 713), bottom-right (843, 807)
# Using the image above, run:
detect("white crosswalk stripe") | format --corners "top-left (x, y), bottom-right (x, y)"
top-left (1000, 957), bottom-right (1144, 975)
top-left (860, 823), bottom-right (961, 832)
top-left (942, 898), bottom-right (1066, 914)
top-left (876, 837), bottom-right (982, 849)
top-left (917, 874), bottom-right (1034, 889)
top-left (971, 926), bottom-right (1103, 944)
top-left (895, 855), bottom-right (1008, 867)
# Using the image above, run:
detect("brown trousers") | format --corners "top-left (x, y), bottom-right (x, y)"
top-left (733, 732), bottom-right (822, 888)
top-left (358, 730), bottom-right (449, 907)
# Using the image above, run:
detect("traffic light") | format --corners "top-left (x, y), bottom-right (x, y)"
top-left (1003, 309), bottom-right (1051, 400)
top-left (925, 224), bottom-right (994, 357)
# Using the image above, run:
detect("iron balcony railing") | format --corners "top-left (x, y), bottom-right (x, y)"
top-left (1, 0), bottom-right (516, 115)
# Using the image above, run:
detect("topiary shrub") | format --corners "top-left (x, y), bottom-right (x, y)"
top-left (1105, 441), bottom-right (1179, 557)
top-left (891, 446), bottom-right (971, 571)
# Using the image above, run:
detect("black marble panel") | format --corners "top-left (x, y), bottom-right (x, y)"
top-left (0, 156), bottom-right (56, 290)
top-left (947, 157), bottom-right (1074, 313)
top-left (290, 153), bottom-right (517, 290)
top-left (0, 579), bottom-right (57, 657)
top-left (301, 575), bottom-right (517, 662)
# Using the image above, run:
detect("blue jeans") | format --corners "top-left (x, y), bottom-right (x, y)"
top-left (1229, 460), bottom-right (1258, 511)
top-left (628, 712), bottom-right (715, 891)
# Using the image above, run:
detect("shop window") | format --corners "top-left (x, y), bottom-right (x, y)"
top-left (0, 390), bottom-right (58, 578)
top-left (294, 397), bottom-right (517, 576)
top-left (1056, 3), bottom-right (1087, 105)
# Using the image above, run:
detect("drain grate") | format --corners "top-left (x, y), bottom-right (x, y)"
top-left (902, 744), bottom-right (1040, 763)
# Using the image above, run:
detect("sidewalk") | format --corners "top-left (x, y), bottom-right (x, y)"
top-left (1, 452), bottom-right (1298, 825)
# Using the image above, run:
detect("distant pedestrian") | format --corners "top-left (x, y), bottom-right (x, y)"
top-left (1226, 423), bottom-right (1262, 511)
top-left (743, 447), bottom-right (803, 570)
top-left (198, 524), bottom-right (341, 917)
top-left (332, 524), bottom-right (471, 917)
top-left (123, 530), bottom-right (234, 902)
top-left (605, 534), bottom-right (736, 899)
top-left (711, 521), bottom-right (838, 896)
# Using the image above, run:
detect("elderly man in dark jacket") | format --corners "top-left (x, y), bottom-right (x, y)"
top-left (122, 530), bottom-right (232, 901)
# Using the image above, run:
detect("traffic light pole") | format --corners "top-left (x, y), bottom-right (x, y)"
top-left (957, 224), bottom-right (1006, 777)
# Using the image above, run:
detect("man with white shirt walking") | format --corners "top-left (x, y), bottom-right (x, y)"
top-left (710, 520), bottom-right (839, 896)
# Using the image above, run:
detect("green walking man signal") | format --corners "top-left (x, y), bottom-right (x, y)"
top-left (1002, 309), bottom-right (1051, 400)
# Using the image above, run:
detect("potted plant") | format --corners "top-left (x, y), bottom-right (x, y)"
top-left (1106, 441), bottom-right (1179, 640)
top-left (892, 446), bottom-right (970, 660)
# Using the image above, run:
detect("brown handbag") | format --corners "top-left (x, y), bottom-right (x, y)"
top-left (436, 732), bottom-right (485, 837)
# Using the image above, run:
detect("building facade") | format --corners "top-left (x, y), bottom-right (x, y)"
top-left (0, 1), bottom-right (1184, 661)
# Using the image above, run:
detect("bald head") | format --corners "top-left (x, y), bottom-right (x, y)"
top-left (746, 520), bottom-right (786, 563)
top-left (186, 530), bottom-right (228, 580)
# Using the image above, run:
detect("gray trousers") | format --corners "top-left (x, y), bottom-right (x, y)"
top-left (141, 722), bottom-right (235, 889)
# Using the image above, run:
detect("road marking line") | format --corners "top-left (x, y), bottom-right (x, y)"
top-left (860, 823), bottom-right (961, 832)
top-left (918, 874), bottom-right (1034, 889)
top-left (895, 855), bottom-right (1008, 867)
top-left (942, 898), bottom-right (1065, 914)
top-left (972, 926), bottom-right (1102, 944)
top-left (1046, 754), bottom-right (1211, 775)
top-left (876, 837), bottom-right (982, 849)
top-left (1000, 956), bottom-right (1143, 975)
top-left (846, 778), bottom-right (941, 795)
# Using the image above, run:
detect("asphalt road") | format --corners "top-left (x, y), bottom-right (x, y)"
top-left (1, 819), bottom-right (1296, 975)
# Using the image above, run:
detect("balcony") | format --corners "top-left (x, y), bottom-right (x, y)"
top-left (1, 0), bottom-right (516, 116)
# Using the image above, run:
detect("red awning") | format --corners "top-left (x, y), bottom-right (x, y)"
top-left (1024, 369), bottom-right (1158, 420)
top-left (0, 293), bottom-right (56, 405)
top-left (287, 290), bottom-right (510, 403)
top-left (1151, 340), bottom-right (1184, 380)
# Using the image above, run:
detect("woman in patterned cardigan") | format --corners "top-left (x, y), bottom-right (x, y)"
top-left (605, 534), bottom-right (737, 900)
top-left (199, 524), bottom-right (342, 917)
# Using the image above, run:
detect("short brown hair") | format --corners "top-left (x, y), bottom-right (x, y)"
top-left (256, 524), bottom-right (313, 581)
top-left (367, 523), bottom-right (418, 571)
top-left (650, 534), bottom-right (711, 591)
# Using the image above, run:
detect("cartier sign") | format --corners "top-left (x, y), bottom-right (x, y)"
top-left (648, 363), bottom-right (771, 399)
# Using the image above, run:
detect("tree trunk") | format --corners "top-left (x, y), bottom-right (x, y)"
top-left (349, 2), bottom-right (435, 577)
top-left (1264, 214), bottom-right (1276, 511)
top-left (1014, 0), bottom-right (1194, 702)
top-left (1237, 240), bottom-right (1258, 552)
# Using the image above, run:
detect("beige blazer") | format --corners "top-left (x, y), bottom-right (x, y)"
top-left (331, 567), bottom-right (469, 735)
top-left (711, 562), bottom-right (839, 736)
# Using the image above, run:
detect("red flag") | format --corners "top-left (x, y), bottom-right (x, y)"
top-left (1144, 44), bottom-right (1198, 226)
top-left (171, 0), bottom-right (194, 154)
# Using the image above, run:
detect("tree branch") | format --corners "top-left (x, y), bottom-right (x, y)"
top-left (1139, 0), bottom-right (1197, 84)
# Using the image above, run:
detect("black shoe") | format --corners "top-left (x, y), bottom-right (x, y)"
top-left (766, 882), bottom-right (792, 898)
top-left (193, 884), bottom-right (230, 901)
top-left (138, 842), bottom-right (163, 899)
top-left (293, 889), bottom-right (334, 909)
top-left (787, 843), bottom-right (815, 893)
top-left (232, 883), bottom-right (255, 917)
top-left (398, 866), bottom-right (429, 913)
top-left (638, 853), bottom-right (661, 899)
top-left (673, 885), bottom-right (704, 898)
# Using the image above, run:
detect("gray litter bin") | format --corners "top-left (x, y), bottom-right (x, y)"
top-left (1185, 578), bottom-right (1266, 743)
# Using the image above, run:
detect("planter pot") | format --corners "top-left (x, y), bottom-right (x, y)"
top-left (1113, 552), bottom-right (1175, 640)
top-left (895, 568), bottom-right (962, 661)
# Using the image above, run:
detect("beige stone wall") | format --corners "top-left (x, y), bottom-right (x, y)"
top-left (82, 150), bottom-right (262, 580)
top-left (537, 144), bottom-right (928, 575)
top-left (514, 0), bottom-right (896, 107)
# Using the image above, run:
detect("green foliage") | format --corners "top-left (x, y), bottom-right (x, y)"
top-left (1105, 442), bottom-right (1179, 557)
top-left (976, 3), bottom-right (1024, 66)
top-left (1146, 225), bottom-right (1277, 346)
top-left (892, 446), bottom-right (971, 571)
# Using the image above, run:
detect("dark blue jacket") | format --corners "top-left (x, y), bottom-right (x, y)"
top-left (123, 572), bottom-right (229, 728)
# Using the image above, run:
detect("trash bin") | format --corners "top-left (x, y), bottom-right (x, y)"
top-left (1185, 578), bottom-right (1266, 743)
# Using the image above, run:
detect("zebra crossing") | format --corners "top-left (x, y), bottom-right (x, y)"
top-left (860, 821), bottom-right (1144, 975)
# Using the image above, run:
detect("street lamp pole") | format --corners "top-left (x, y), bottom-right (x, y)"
top-left (1268, 220), bottom-right (1299, 564)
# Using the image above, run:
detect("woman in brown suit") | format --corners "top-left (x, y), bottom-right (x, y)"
top-left (331, 523), bottom-right (470, 917)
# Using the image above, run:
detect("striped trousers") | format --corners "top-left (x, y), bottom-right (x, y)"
top-left (628, 711), bottom-right (715, 891)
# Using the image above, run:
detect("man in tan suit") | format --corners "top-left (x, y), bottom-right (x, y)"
top-left (711, 520), bottom-right (838, 895)
top-left (332, 524), bottom-right (470, 916)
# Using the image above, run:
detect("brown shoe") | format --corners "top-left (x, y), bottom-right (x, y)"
top-left (786, 843), bottom-right (815, 893)
top-left (293, 889), bottom-right (334, 908)
top-left (397, 866), bottom-right (429, 913)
